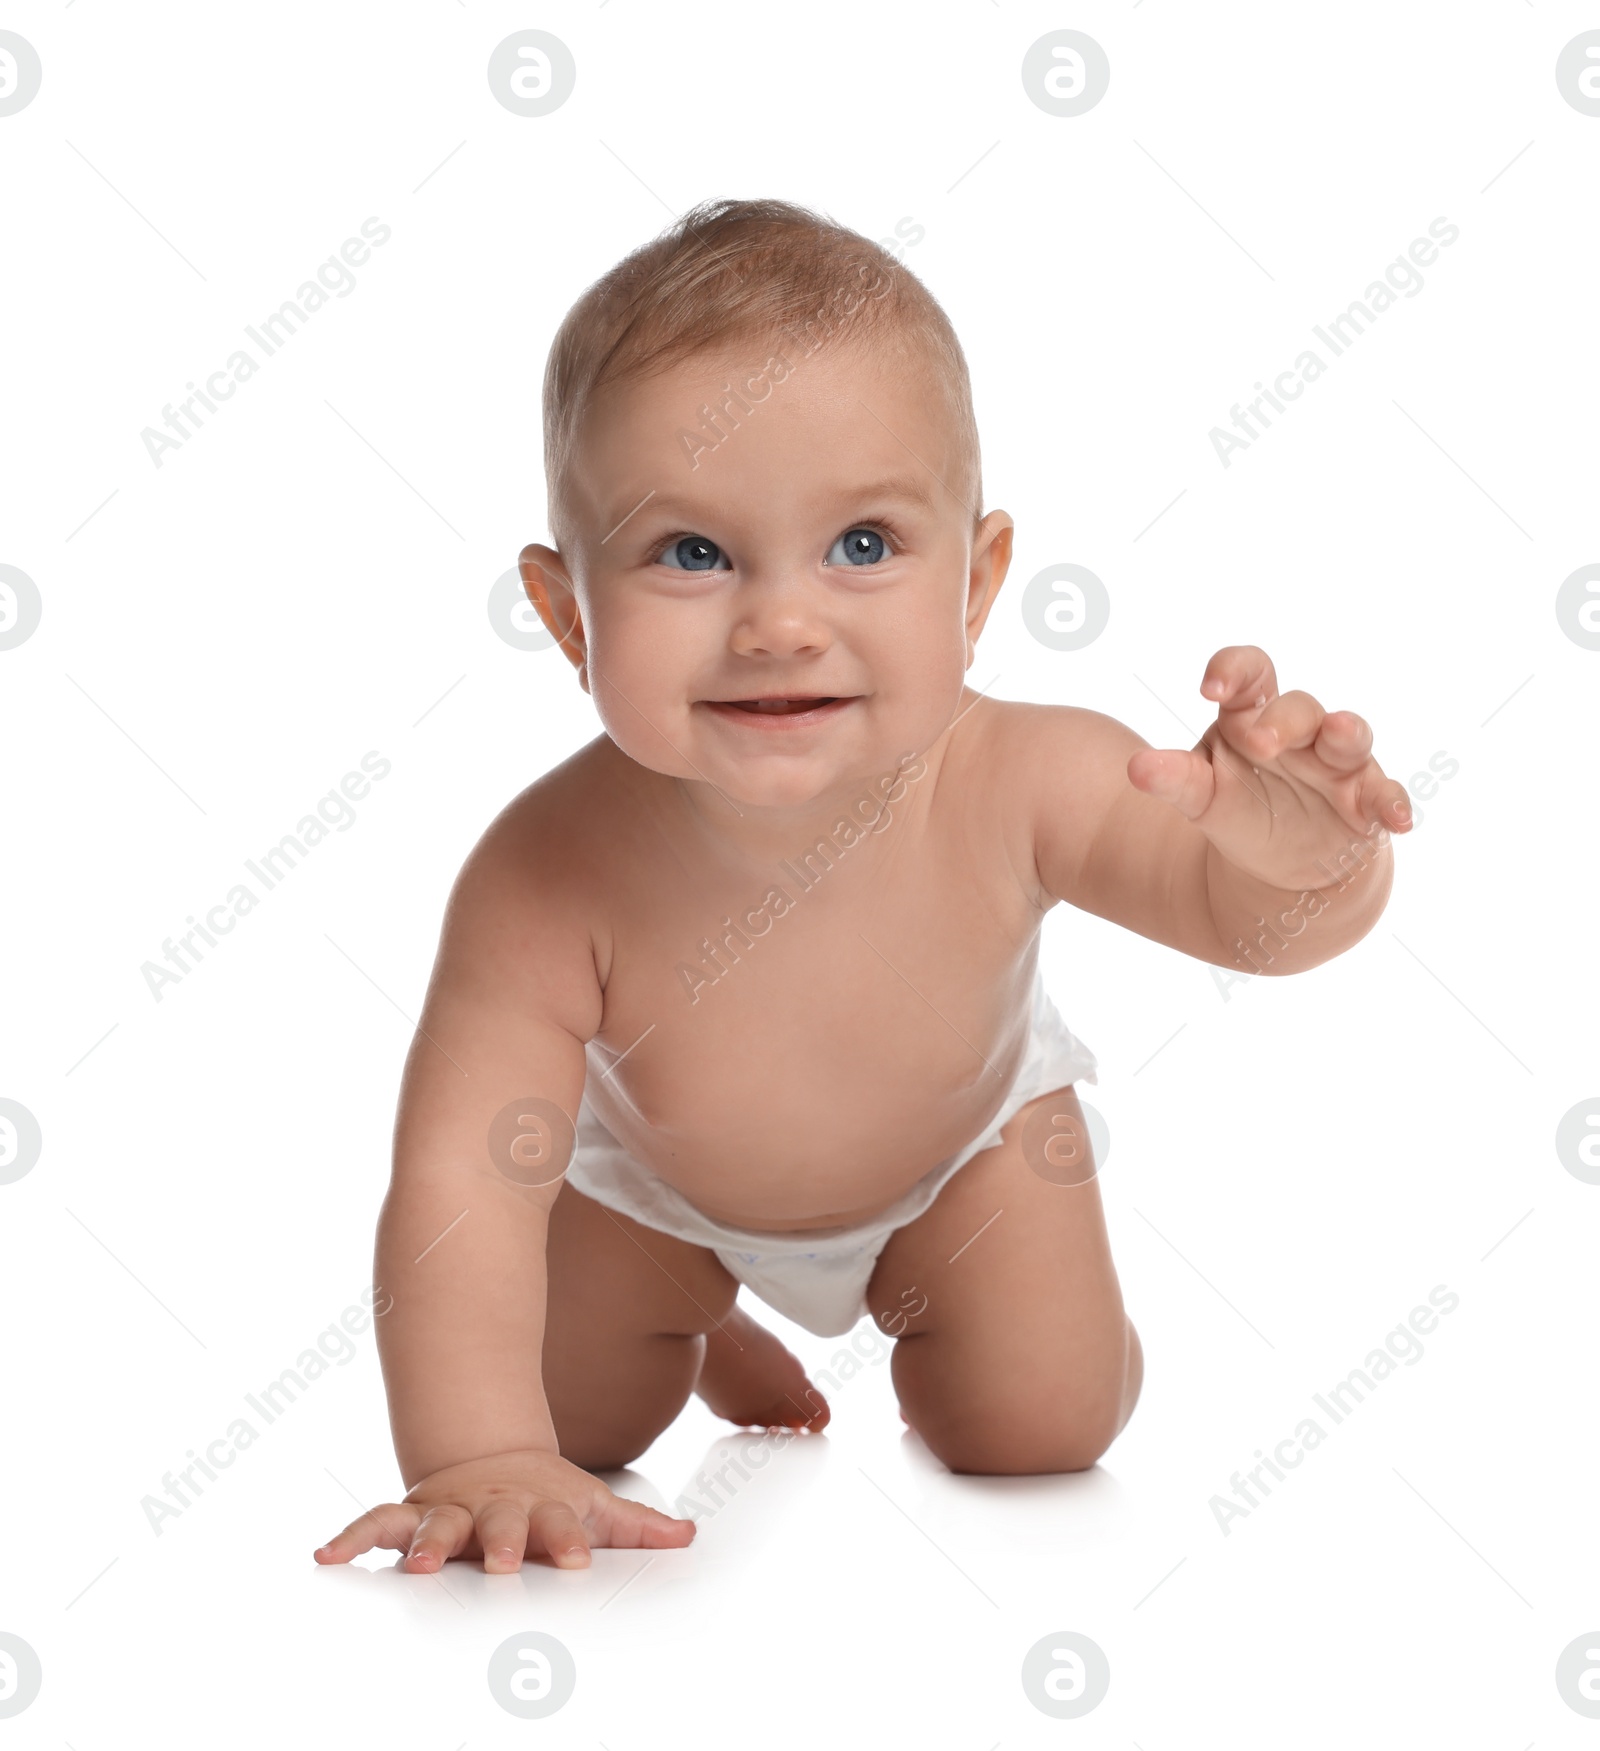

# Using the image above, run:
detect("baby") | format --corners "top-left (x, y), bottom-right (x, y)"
top-left (315, 197), bottom-right (1410, 1574)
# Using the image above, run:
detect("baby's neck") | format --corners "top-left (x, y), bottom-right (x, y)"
top-left (648, 746), bottom-right (941, 874)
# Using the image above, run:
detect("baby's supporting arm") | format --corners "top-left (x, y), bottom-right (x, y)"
top-left (314, 808), bottom-right (695, 1572)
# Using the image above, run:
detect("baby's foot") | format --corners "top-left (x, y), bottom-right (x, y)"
top-left (695, 1305), bottom-right (831, 1432)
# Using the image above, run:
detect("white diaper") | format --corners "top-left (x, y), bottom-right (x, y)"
top-left (564, 969), bottom-right (1098, 1339)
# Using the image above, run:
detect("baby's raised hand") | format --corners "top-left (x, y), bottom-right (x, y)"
top-left (1126, 643), bottom-right (1413, 888)
top-left (312, 1448), bottom-right (695, 1573)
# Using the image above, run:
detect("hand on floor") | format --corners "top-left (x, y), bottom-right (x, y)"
top-left (313, 1447), bottom-right (695, 1573)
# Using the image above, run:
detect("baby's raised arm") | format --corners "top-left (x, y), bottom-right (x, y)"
top-left (314, 799), bottom-right (694, 1572)
top-left (1019, 646), bottom-right (1406, 970)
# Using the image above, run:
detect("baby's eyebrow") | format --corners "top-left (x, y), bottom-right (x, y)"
top-left (840, 475), bottom-right (940, 513)
top-left (613, 475), bottom-right (939, 528)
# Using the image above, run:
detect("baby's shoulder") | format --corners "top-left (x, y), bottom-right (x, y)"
top-left (958, 696), bottom-right (1149, 852)
top-left (476, 732), bottom-right (642, 863)
top-left (946, 697), bottom-right (1151, 909)
top-left (928, 699), bottom-right (1135, 909)
top-left (435, 737), bottom-right (623, 1007)
top-left (964, 696), bottom-right (1138, 791)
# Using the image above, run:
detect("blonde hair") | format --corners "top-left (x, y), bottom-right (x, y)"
top-left (541, 197), bottom-right (982, 549)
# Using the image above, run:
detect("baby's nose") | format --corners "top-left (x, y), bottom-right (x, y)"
top-left (726, 581), bottom-right (832, 658)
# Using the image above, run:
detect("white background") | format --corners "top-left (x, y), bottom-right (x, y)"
top-left (2, 1), bottom-right (1597, 1744)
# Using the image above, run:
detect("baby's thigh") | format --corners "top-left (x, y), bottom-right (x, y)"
top-left (865, 1084), bottom-right (1140, 1474)
top-left (542, 1181), bottom-right (738, 1468)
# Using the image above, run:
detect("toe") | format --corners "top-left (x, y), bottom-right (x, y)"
top-left (774, 1387), bottom-right (830, 1432)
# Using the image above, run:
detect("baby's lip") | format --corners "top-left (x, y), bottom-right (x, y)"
top-left (702, 693), bottom-right (855, 710)
top-left (698, 695), bottom-right (860, 722)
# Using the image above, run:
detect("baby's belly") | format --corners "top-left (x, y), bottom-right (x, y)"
top-left (582, 990), bottom-right (1034, 1230)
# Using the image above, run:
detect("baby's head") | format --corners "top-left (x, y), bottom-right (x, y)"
top-left (521, 198), bottom-right (1013, 812)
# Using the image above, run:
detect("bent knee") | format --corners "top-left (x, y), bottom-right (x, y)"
top-left (554, 1398), bottom-right (690, 1473)
top-left (547, 1330), bottom-right (707, 1472)
top-left (900, 1320), bottom-right (1141, 1477)
top-left (921, 1412), bottom-right (1123, 1477)
top-left (558, 1427), bottom-right (657, 1472)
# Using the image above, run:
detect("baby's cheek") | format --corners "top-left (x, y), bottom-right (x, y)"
top-left (579, 634), bottom-right (674, 750)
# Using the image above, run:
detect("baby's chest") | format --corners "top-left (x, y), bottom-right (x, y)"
top-left (591, 845), bottom-right (1040, 1123)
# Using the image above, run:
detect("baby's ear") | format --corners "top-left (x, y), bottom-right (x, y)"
top-left (963, 510), bottom-right (1014, 646)
top-left (976, 510), bottom-right (1015, 571)
top-left (518, 542), bottom-right (587, 676)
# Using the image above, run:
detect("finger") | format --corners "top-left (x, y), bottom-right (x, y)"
top-left (314, 1501), bottom-right (422, 1565)
top-left (1353, 766), bottom-right (1414, 833)
top-left (1126, 746), bottom-right (1217, 822)
top-left (1310, 709), bottom-right (1374, 773)
top-left (1200, 646), bottom-right (1279, 715)
top-left (404, 1503), bottom-right (474, 1574)
top-left (593, 1491), bottom-right (698, 1551)
top-left (528, 1500), bottom-right (592, 1569)
top-left (1241, 689), bottom-right (1324, 758)
top-left (475, 1503), bottom-right (531, 1575)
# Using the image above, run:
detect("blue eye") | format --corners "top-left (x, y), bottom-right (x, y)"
top-left (657, 535), bottom-right (729, 572)
top-left (825, 527), bottom-right (888, 567)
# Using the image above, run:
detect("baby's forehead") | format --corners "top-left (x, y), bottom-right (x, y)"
top-left (572, 423), bottom-right (961, 547)
top-left (580, 332), bottom-right (965, 471)
top-left (603, 324), bottom-right (940, 409)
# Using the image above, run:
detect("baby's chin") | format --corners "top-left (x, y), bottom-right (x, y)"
top-left (688, 746), bottom-right (888, 814)
top-left (709, 760), bottom-right (878, 814)
top-left (606, 706), bottom-right (915, 813)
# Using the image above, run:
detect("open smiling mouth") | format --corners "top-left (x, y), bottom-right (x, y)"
top-left (701, 696), bottom-right (856, 723)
